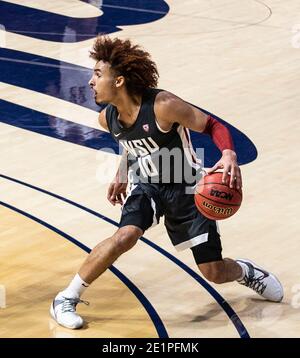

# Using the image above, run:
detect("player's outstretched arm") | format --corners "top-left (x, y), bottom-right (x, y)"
top-left (154, 91), bottom-right (242, 189)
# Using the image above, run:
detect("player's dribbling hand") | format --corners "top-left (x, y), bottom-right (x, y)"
top-left (206, 149), bottom-right (242, 189)
top-left (107, 175), bottom-right (128, 206)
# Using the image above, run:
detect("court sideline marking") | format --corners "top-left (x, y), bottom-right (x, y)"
top-left (0, 173), bottom-right (250, 338)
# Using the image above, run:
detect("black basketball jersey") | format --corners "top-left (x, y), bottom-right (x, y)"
top-left (105, 88), bottom-right (201, 184)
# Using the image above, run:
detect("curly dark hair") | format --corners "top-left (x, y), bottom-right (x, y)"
top-left (90, 35), bottom-right (159, 95)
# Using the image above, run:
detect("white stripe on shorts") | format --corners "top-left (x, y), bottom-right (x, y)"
top-left (174, 233), bottom-right (209, 251)
top-left (150, 197), bottom-right (158, 228)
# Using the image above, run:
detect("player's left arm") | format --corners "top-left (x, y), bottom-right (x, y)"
top-left (155, 91), bottom-right (242, 189)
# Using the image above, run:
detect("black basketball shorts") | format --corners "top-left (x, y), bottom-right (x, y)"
top-left (119, 182), bottom-right (222, 264)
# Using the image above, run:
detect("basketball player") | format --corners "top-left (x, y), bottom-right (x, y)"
top-left (50, 36), bottom-right (283, 329)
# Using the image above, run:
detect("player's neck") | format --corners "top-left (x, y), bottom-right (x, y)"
top-left (112, 91), bottom-right (142, 127)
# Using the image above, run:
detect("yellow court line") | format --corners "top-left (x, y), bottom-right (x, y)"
top-left (0, 204), bottom-right (157, 338)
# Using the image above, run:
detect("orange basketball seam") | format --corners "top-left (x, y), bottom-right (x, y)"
top-left (197, 182), bottom-right (242, 196)
top-left (195, 192), bottom-right (242, 207)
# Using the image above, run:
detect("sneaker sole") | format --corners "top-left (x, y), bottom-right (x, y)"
top-left (50, 302), bottom-right (83, 330)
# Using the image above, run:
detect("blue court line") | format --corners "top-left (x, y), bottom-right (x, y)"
top-left (0, 199), bottom-right (168, 338)
top-left (0, 0), bottom-right (169, 42)
top-left (0, 173), bottom-right (250, 338)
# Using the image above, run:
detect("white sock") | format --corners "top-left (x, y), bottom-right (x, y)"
top-left (60, 274), bottom-right (89, 298)
top-left (236, 261), bottom-right (247, 281)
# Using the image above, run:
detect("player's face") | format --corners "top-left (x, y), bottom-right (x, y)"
top-left (89, 61), bottom-right (117, 104)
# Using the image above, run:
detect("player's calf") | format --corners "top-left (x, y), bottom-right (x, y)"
top-left (198, 258), bottom-right (242, 284)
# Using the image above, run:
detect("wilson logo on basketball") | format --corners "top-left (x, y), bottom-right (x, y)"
top-left (194, 172), bottom-right (242, 220)
top-left (210, 189), bottom-right (233, 201)
top-left (203, 201), bottom-right (233, 216)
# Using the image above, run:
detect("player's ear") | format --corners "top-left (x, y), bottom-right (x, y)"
top-left (115, 76), bottom-right (125, 88)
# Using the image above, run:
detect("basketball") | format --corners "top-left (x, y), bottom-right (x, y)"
top-left (194, 172), bottom-right (242, 220)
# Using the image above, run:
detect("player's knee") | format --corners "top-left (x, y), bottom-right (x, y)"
top-left (113, 226), bottom-right (142, 254)
top-left (198, 261), bottom-right (225, 284)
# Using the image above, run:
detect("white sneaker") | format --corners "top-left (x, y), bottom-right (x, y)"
top-left (50, 293), bottom-right (89, 329)
top-left (236, 259), bottom-right (284, 302)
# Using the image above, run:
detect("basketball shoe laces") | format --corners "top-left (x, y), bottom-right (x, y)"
top-left (61, 297), bottom-right (89, 313)
top-left (240, 272), bottom-right (267, 295)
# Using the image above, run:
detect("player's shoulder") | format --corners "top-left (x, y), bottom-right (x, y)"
top-left (155, 90), bottom-right (186, 117)
top-left (155, 90), bottom-right (180, 106)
